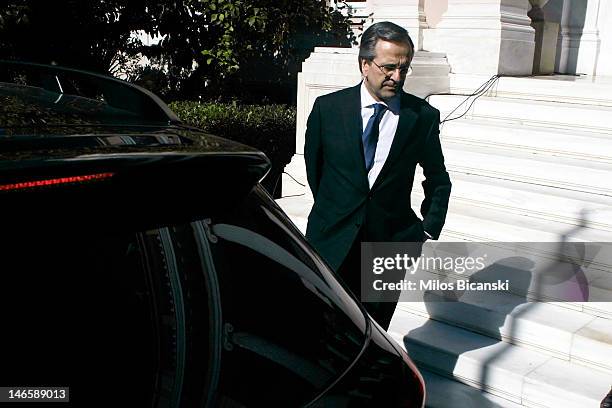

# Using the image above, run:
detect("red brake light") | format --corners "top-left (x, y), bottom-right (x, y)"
top-left (0, 172), bottom-right (115, 191)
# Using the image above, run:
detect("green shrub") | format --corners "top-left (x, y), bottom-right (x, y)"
top-left (169, 101), bottom-right (296, 196)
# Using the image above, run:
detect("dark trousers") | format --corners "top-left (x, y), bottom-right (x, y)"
top-left (336, 230), bottom-right (399, 331)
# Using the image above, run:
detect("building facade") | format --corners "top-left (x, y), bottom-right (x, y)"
top-left (337, 0), bottom-right (612, 76)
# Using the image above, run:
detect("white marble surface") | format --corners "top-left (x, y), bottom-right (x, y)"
top-left (422, 369), bottom-right (524, 408)
top-left (389, 312), bottom-right (551, 403)
top-left (397, 292), bottom-right (597, 363)
top-left (440, 118), bottom-right (612, 165)
top-left (522, 357), bottom-right (612, 408)
top-left (430, 94), bottom-right (612, 132)
top-left (433, 201), bottom-right (612, 243)
top-left (389, 311), bottom-right (612, 407)
top-left (581, 302), bottom-right (612, 317)
top-left (414, 171), bottom-right (612, 232)
top-left (422, 0), bottom-right (535, 75)
top-left (572, 317), bottom-right (612, 373)
top-left (367, 0), bottom-right (425, 48)
top-left (448, 74), bottom-right (612, 107)
top-left (442, 144), bottom-right (612, 195)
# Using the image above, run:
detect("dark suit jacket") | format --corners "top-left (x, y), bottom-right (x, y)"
top-left (304, 83), bottom-right (451, 272)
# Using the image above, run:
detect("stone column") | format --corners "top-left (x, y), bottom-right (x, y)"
top-left (367, 0), bottom-right (427, 49)
top-left (556, 0), bottom-right (601, 75)
top-left (422, 0), bottom-right (536, 75)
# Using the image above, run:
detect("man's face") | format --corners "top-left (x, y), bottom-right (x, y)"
top-left (361, 39), bottom-right (412, 102)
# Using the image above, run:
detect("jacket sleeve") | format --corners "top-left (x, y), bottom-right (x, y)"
top-left (304, 98), bottom-right (323, 199)
top-left (419, 109), bottom-right (452, 239)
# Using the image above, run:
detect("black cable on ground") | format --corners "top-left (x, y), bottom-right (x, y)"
top-left (424, 73), bottom-right (542, 125)
top-left (283, 170), bottom-right (306, 187)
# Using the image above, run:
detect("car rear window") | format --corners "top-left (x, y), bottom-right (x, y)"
top-left (0, 62), bottom-right (172, 136)
top-left (207, 187), bottom-right (368, 406)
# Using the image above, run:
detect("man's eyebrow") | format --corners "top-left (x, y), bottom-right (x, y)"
top-left (382, 63), bottom-right (410, 67)
top-left (379, 60), bottom-right (409, 65)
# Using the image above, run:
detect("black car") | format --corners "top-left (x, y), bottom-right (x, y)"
top-left (0, 61), bottom-right (425, 407)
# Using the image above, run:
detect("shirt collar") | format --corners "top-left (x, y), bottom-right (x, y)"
top-left (360, 81), bottom-right (401, 114)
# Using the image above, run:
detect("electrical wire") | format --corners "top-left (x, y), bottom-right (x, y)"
top-left (424, 73), bottom-right (541, 125)
top-left (441, 77), bottom-right (499, 124)
top-left (426, 75), bottom-right (500, 124)
top-left (283, 169), bottom-right (306, 187)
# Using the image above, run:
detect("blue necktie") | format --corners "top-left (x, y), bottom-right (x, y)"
top-left (362, 103), bottom-right (387, 172)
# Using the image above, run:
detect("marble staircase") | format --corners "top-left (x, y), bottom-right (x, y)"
top-left (276, 75), bottom-right (612, 407)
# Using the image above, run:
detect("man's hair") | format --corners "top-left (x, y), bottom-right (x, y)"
top-left (358, 21), bottom-right (414, 73)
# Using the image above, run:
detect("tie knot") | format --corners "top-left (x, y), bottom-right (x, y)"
top-left (373, 103), bottom-right (386, 116)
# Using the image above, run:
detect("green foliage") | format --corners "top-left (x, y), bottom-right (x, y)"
top-left (197, 0), bottom-right (356, 102)
top-left (169, 100), bottom-right (296, 168)
top-left (170, 100), bottom-right (296, 196)
top-left (0, 1), bottom-right (355, 103)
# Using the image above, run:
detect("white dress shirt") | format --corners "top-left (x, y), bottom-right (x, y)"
top-left (360, 81), bottom-right (401, 189)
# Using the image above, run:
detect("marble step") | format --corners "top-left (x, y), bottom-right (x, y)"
top-left (429, 94), bottom-right (612, 133)
top-left (413, 171), bottom-right (612, 233)
top-left (440, 143), bottom-right (612, 197)
top-left (389, 312), bottom-right (612, 408)
top-left (580, 302), bottom-right (612, 319)
top-left (417, 190), bottom-right (612, 243)
top-left (443, 138), bottom-right (612, 176)
top-left (396, 292), bottom-right (612, 373)
top-left (449, 74), bottom-right (612, 108)
top-left (439, 118), bottom-right (612, 166)
top-left (421, 369), bottom-right (524, 408)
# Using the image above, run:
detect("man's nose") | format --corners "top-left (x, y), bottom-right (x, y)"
top-left (390, 68), bottom-right (402, 81)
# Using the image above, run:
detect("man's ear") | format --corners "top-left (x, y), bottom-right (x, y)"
top-left (361, 58), bottom-right (370, 78)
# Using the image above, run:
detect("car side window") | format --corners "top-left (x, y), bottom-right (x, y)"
top-left (207, 187), bottom-right (367, 407)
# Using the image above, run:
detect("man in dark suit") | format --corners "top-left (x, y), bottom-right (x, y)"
top-left (304, 21), bottom-right (451, 330)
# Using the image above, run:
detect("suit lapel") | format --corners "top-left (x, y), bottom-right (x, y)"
top-left (341, 84), bottom-right (369, 192)
top-left (371, 93), bottom-right (418, 191)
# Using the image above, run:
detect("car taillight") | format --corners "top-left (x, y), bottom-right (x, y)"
top-left (0, 172), bottom-right (114, 191)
